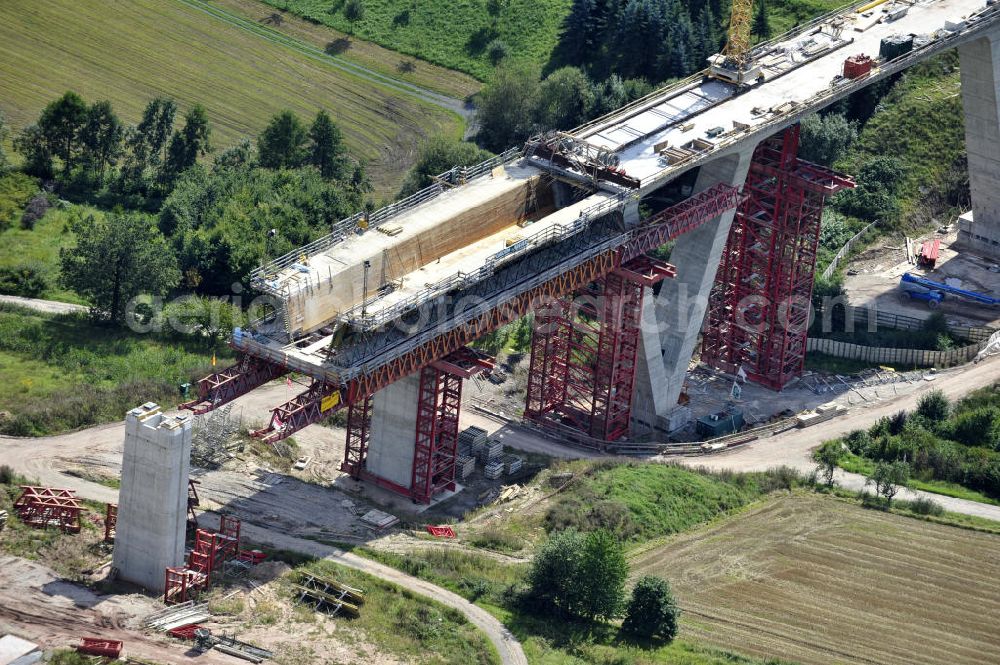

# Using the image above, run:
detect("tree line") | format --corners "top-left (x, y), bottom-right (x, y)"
top-left (3, 91), bottom-right (371, 326)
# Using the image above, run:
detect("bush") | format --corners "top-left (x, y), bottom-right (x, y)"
top-left (949, 407), bottom-right (1000, 447)
top-left (917, 389), bottom-right (950, 423)
top-left (622, 576), bottom-right (680, 642)
top-left (527, 528), bottom-right (627, 621)
top-left (904, 496), bottom-right (944, 516)
top-left (487, 39), bottom-right (510, 65)
top-left (0, 264), bottom-right (48, 297)
top-left (20, 193), bottom-right (51, 229)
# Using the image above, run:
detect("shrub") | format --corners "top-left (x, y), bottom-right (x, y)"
top-left (20, 193), bottom-right (51, 229)
top-left (0, 264), bottom-right (47, 298)
top-left (949, 407), bottom-right (1000, 447)
top-left (528, 528), bottom-right (627, 621)
top-left (905, 496), bottom-right (944, 516)
top-left (622, 576), bottom-right (680, 642)
top-left (487, 39), bottom-right (510, 65)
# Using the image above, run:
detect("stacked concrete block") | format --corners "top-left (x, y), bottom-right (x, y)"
top-left (112, 403), bottom-right (192, 593)
top-left (458, 426), bottom-right (488, 458)
top-left (483, 461), bottom-right (504, 480)
top-left (456, 455), bottom-right (476, 481)
top-left (504, 455), bottom-right (523, 475)
top-left (478, 440), bottom-right (503, 465)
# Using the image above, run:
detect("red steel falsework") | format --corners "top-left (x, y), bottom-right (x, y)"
top-left (523, 255), bottom-right (674, 445)
top-left (182, 354), bottom-right (288, 414)
top-left (340, 348), bottom-right (491, 504)
top-left (702, 125), bottom-right (854, 390)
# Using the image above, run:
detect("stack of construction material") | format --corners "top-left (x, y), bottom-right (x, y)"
top-left (484, 461), bottom-right (504, 480)
top-left (478, 440), bottom-right (503, 465)
top-left (504, 455), bottom-right (523, 475)
top-left (458, 426), bottom-right (488, 457)
top-left (456, 455), bottom-right (476, 481)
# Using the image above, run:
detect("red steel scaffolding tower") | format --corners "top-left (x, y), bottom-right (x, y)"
top-left (524, 256), bottom-right (674, 445)
top-left (702, 125), bottom-right (854, 390)
top-left (340, 347), bottom-right (492, 504)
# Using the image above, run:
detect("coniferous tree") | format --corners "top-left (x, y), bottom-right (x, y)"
top-left (257, 110), bottom-right (308, 170)
top-left (308, 110), bottom-right (348, 180)
top-left (38, 91), bottom-right (88, 174)
top-left (753, 0), bottom-right (772, 39)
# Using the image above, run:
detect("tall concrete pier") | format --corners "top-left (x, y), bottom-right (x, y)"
top-left (959, 32), bottom-right (1000, 259)
top-left (631, 150), bottom-right (754, 434)
top-left (112, 403), bottom-right (192, 593)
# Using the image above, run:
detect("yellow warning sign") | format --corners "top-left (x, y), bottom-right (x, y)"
top-left (321, 391), bottom-right (341, 412)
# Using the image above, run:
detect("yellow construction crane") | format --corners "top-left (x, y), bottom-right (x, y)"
top-left (707, 0), bottom-right (764, 85)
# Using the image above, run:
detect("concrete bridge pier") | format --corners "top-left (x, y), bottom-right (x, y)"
top-left (630, 148), bottom-right (755, 435)
top-left (959, 31), bottom-right (1000, 259)
top-left (365, 372), bottom-right (422, 493)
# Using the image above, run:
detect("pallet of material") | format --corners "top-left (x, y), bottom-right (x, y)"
top-left (484, 461), bottom-right (504, 480)
top-left (456, 455), bottom-right (476, 481)
top-left (504, 455), bottom-right (523, 475)
top-left (360, 509), bottom-right (398, 530)
top-left (459, 426), bottom-right (488, 457)
top-left (478, 441), bottom-right (503, 464)
top-left (796, 404), bottom-right (847, 428)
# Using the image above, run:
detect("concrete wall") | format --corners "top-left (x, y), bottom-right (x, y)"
top-left (631, 149), bottom-right (754, 434)
top-left (288, 174), bottom-right (550, 334)
top-left (112, 403), bottom-right (192, 593)
top-left (366, 372), bottom-right (420, 489)
top-left (959, 33), bottom-right (1000, 259)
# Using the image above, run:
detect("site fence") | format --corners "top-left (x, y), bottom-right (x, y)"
top-left (845, 307), bottom-right (997, 343)
top-left (806, 337), bottom-right (984, 367)
top-left (820, 221), bottom-right (878, 280)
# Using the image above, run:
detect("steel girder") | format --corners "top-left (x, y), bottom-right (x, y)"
top-left (181, 353), bottom-right (288, 414)
top-left (703, 126), bottom-right (854, 389)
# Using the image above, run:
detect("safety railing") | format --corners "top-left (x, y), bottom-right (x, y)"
top-left (251, 147), bottom-right (521, 285)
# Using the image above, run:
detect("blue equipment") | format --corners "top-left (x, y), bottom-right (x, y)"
top-left (899, 272), bottom-right (1000, 309)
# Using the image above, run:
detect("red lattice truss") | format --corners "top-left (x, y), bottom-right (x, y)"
top-left (14, 486), bottom-right (83, 533)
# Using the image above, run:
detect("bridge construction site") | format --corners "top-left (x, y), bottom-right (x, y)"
top-left (180, 0), bottom-right (1000, 506)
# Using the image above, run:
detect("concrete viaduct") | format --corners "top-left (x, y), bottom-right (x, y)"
top-left (183, 0), bottom-right (1000, 504)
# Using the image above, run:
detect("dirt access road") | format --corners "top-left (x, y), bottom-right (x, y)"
top-left (668, 355), bottom-right (1000, 521)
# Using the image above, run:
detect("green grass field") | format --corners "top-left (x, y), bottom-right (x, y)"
top-left (212, 0), bottom-right (481, 99)
top-left (0, 304), bottom-right (228, 435)
top-left (262, 0), bottom-right (572, 79)
top-left (0, 0), bottom-right (463, 197)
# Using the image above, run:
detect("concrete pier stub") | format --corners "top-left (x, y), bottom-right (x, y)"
top-left (366, 371), bottom-right (420, 490)
top-left (959, 32), bottom-right (1000, 259)
top-left (631, 149), bottom-right (754, 435)
top-left (112, 403), bottom-right (192, 593)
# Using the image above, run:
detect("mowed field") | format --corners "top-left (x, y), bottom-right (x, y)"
top-left (0, 0), bottom-right (464, 197)
top-left (632, 493), bottom-right (1000, 665)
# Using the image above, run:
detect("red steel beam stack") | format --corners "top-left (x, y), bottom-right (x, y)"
top-left (702, 125), bottom-right (854, 390)
top-left (77, 637), bottom-right (123, 658)
top-left (14, 486), bottom-right (83, 534)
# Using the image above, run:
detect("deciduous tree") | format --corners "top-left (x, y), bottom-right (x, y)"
top-left (814, 440), bottom-right (843, 487)
top-left (162, 105), bottom-right (212, 184)
top-left (60, 212), bottom-right (180, 323)
top-left (80, 100), bottom-right (124, 184)
top-left (869, 460), bottom-right (909, 506)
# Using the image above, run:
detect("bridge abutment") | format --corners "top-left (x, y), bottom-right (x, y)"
top-left (959, 32), bottom-right (1000, 259)
top-left (631, 149), bottom-right (755, 435)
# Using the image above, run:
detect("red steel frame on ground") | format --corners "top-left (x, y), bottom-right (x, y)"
top-left (165, 515), bottom-right (241, 604)
top-left (14, 486), bottom-right (84, 533)
top-left (104, 503), bottom-right (117, 543)
top-left (702, 125), bottom-right (854, 390)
